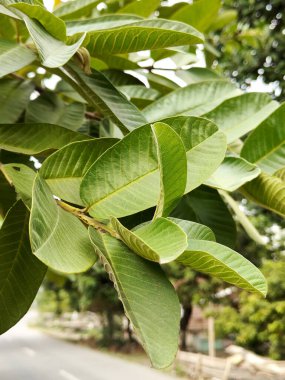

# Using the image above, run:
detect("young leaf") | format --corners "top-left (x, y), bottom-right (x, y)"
top-left (241, 104), bottom-right (285, 174)
top-left (30, 175), bottom-right (96, 273)
top-left (88, 228), bottom-right (180, 369)
top-left (0, 201), bottom-right (46, 335)
top-left (205, 156), bottom-right (260, 192)
top-left (111, 217), bottom-right (187, 263)
top-left (177, 240), bottom-right (267, 296)
top-left (152, 122), bottom-right (187, 217)
top-left (0, 123), bottom-right (90, 154)
top-left (204, 93), bottom-right (279, 143)
top-left (40, 139), bottom-right (118, 205)
top-left (0, 164), bottom-right (36, 209)
top-left (143, 80), bottom-right (241, 123)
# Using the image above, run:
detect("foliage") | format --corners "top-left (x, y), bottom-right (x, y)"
top-left (212, 0), bottom-right (285, 99)
top-left (0, 0), bottom-right (283, 369)
top-left (215, 259), bottom-right (285, 359)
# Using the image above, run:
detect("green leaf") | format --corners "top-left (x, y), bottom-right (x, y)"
top-left (118, 0), bottom-right (160, 17)
top-left (0, 163), bottom-right (35, 209)
top-left (204, 93), bottom-right (279, 143)
top-left (118, 85), bottom-right (160, 108)
top-left (111, 217), bottom-right (187, 263)
top-left (30, 175), bottom-right (96, 273)
top-left (170, 0), bottom-right (221, 32)
top-left (81, 118), bottom-right (226, 219)
top-left (9, 3), bottom-right (66, 40)
top-left (169, 217), bottom-right (216, 242)
top-left (88, 228), bottom-right (180, 368)
top-left (65, 14), bottom-right (142, 35)
top-left (146, 72), bottom-right (179, 94)
top-left (152, 122), bottom-right (187, 217)
top-left (85, 19), bottom-right (204, 55)
top-left (172, 186), bottom-right (236, 248)
top-left (163, 116), bottom-right (227, 193)
top-left (63, 63), bottom-right (147, 133)
top-left (0, 201), bottom-right (46, 335)
top-left (177, 239), bottom-right (267, 296)
top-left (23, 16), bottom-right (85, 68)
top-left (0, 78), bottom-right (34, 123)
top-left (0, 123), bottom-right (90, 155)
top-left (143, 80), bottom-right (241, 123)
top-left (40, 138), bottom-right (118, 205)
top-left (241, 104), bottom-right (285, 174)
top-left (25, 92), bottom-right (85, 131)
top-left (0, 171), bottom-right (16, 218)
top-left (54, 0), bottom-right (100, 20)
top-left (205, 156), bottom-right (260, 192)
top-left (241, 172), bottom-right (285, 218)
top-left (0, 40), bottom-right (36, 78)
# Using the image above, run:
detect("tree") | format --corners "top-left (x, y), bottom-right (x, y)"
top-left (212, 0), bottom-right (285, 100)
top-left (0, 0), bottom-right (284, 369)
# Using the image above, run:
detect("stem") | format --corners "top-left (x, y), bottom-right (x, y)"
top-left (56, 200), bottom-right (120, 239)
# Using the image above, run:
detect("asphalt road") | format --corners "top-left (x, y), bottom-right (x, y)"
top-left (0, 316), bottom-right (178, 380)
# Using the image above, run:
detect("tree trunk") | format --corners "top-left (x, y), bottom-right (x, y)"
top-left (180, 305), bottom-right (192, 351)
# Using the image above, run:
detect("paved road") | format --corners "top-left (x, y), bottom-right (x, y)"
top-left (0, 316), bottom-right (178, 380)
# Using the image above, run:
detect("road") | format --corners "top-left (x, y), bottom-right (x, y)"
top-left (0, 315), bottom-right (178, 380)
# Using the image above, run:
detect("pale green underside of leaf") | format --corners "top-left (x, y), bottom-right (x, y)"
top-left (205, 156), bottom-right (261, 192)
top-left (1, 164), bottom-right (35, 209)
top-left (242, 172), bottom-right (285, 218)
top-left (81, 119), bottom-right (226, 219)
top-left (152, 122), bottom-right (187, 217)
top-left (111, 217), bottom-right (187, 263)
top-left (0, 201), bottom-right (46, 335)
top-left (86, 18), bottom-right (204, 55)
top-left (66, 14), bottom-right (143, 34)
top-left (169, 217), bottom-right (216, 242)
top-left (64, 63), bottom-right (147, 133)
top-left (177, 240), bottom-right (267, 296)
top-left (23, 16), bottom-right (85, 68)
top-left (0, 79), bottom-right (34, 123)
top-left (0, 123), bottom-right (90, 154)
top-left (143, 80), bottom-right (241, 123)
top-left (0, 40), bottom-right (36, 78)
top-left (88, 228), bottom-right (180, 369)
top-left (241, 103), bottom-right (285, 174)
top-left (30, 175), bottom-right (96, 273)
top-left (204, 93), bottom-right (279, 143)
top-left (40, 139), bottom-right (118, 205)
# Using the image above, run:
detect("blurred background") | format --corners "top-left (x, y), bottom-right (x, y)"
top-left (1, 0), bottom-right (285, 379)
